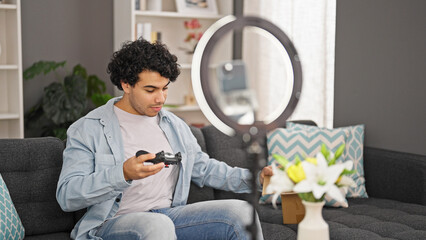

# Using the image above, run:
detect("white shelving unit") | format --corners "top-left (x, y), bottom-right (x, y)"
top-left (113, 0), bottom-right (232, 127)
top-left (0, 0), bottom-right (23, 138)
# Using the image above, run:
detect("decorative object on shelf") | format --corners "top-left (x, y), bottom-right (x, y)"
top-left (297, 200), bottom-right (329, 240)
top-left (147, 0), bottom-right (161, 11)
top-left (179, 18), bottom-right (203, 54)
top-left (265, 143), bottom-right (356, 240)
top-left (23, 61), bottom-right (113, 140)
top-left (184, 94), bottom-right (197, 105)
top-left (175, 0), bottom-right (218, 15)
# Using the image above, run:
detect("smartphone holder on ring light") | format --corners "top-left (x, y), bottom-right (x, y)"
top-left (191, 15), bottom-right (303, 239)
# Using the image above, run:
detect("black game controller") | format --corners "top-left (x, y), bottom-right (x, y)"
top-left (136, 150), bottom-right (182, 167)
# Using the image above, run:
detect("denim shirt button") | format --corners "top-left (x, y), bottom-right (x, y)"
top-left (115, 197), bottom-right (120, 202)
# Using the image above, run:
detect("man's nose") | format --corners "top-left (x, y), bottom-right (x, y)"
top-left (155, 92), bottom-right (166, 103)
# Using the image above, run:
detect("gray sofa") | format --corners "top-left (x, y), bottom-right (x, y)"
top-left (0, 124), bottom-right (425, 239)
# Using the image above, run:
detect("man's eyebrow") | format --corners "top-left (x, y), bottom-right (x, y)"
top-left (143, 85), bottom-right (158, 89)
top-left (143, 81), bottom-right (171, 89)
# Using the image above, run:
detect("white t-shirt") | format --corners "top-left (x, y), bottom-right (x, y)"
top-left (114, 106), bottom-right (179, 215)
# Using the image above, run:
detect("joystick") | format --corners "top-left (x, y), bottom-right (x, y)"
top-left (136, 150), bottom-right (182, 168)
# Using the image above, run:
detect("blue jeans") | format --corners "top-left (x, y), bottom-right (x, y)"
top-left (95, 199), bottom-right (264, 240)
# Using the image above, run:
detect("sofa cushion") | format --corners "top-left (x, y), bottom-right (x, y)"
top-left (201, 125), bottom-right (266, 201)
top-left (0, 137), bottom-right (75, 237)
top-left (256, 197), bottom-right (426, 240)
top-left (188, 126), bottom-right (215, 203)
top-left (263, 127), bottom-right (349, 207)
top-left (23, 232), bottom-right (71, 240)
top-left (286, 122), bottom-right (368, 198)
top-left (364, 147), bottom-right (426, 205)
top-left (0, 173), bottom-right (25, 240)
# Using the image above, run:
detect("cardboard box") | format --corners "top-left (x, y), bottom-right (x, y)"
top-left (262, 176), bottom-right (305, 224)
top-left (281, 192), bottom-right (305, 224)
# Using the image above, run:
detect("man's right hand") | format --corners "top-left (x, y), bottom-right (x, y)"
top-left (123, 153), bottom-right (165, 181)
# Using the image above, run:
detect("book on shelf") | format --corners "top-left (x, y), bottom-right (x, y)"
top-left (151, 31), bottom-right (162, 43)
top-left (135, 22), bottom-right (151, 41)
top-left (135, 22), bottom-right (161, 43)
top-left (135, 0), bottom-right (147, 11)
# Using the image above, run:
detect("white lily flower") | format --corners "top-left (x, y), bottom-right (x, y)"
top-left (293, 152), bottom-right (346, 203)
top-left (343, 160), bottom-right (354, 171)
top-left (265, 163), bottom-right (295, 208)
top-left (338, 175), bottom-right (357, 188)
top-left (337, 160), bottom-right (357, 192)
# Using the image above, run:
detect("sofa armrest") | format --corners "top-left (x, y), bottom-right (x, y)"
top-left (364, 147), bottom-right (426, 205)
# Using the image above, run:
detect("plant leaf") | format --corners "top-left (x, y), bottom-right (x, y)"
top-left (272, 153), bottom-right (289, 168)
top-left (329, 143), bottom-right (346, 165)
top-left (294, 155), bottom-right (301, 165)
top-left (53, 128), bottom-right (68, 140)
top-left (341, 169), bottom-right (356, 176)
top-left (23, 60), bottom-right (66, 80)
top-left (87, 75), bottom-right (106, 97)
top-left (321, 143), bottom-right (330, 160)
top-left (72, 64), bottom-right (88, 79)
top-left (91, 93), bottom-right (113, 107)
top-left (42, 75), bottom-right (87, 125)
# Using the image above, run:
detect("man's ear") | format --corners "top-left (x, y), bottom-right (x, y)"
top-left (121, 81), bottom-right (131, 93)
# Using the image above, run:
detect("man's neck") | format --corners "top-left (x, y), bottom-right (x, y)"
top-left (114, 94), bottom-right (135, 115)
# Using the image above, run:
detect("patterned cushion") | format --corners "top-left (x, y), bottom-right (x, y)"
top-left (286, 122), bottom-right (368, 198)
top-left (262, 127), bottom-right (350, 207)
top-left (0, 174), bottom-right (25, 240)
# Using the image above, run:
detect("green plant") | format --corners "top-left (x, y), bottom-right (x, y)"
top-left (24, 60), bottom-right (113, 139)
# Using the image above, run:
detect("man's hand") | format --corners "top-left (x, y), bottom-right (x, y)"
top-left (123, 153), bottom-right (164, 181)
top-left (259, 165), bottom-right (273, 185)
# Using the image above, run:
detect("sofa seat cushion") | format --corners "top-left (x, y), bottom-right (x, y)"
top-left (256, 197), bottom-right (426, 240)
top-left (23, 232), bottom-right (71, 240)
top-left (261, 222), bottom-right (297, 240)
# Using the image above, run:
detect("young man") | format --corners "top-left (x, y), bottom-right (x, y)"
top-left (56, 39), bottom-right (271, 240)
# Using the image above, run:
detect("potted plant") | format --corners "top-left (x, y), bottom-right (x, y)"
top-left (24, 60), bottom-right (113, 139)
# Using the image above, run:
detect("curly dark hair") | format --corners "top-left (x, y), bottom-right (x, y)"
top-left (107, 38), bottom-right (180, 90)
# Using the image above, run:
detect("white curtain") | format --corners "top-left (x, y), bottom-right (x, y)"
top-left (244, 0), bottom-right (336, 128)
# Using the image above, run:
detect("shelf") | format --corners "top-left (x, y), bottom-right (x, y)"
top-left (0, 113), bottom-right (19, 120)
top-left (0, 65), bottom-right (19, 70)
top-left (135, 10), bottom-right (226, 20)
top-left (180, 63), bottom-right (191, 69)
top-left (164, 105), bottom-right (200, 112)
top-left (0, 4), bottom-right (17, 10)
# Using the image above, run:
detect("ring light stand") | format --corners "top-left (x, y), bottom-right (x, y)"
top-left (192, 15), bottom-right (303, 239)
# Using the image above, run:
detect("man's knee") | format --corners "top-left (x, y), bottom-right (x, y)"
top-left (99, 212), bottom-right (176, 239)
top-left (219, 200), bottom-right (263, 240)
top-left (143, 213), bottom-right (176, 239)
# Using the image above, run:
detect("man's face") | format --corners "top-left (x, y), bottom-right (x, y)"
top-left (121, 71), bottom-right (170, 117)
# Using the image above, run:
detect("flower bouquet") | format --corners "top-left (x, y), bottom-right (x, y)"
top-left (265, 143), bottom-right (356, 240)
top-left (265, 143), bottom-right (356, 207)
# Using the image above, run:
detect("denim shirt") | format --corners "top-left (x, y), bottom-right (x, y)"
top-left (56, 97), bottom-right (253, 240)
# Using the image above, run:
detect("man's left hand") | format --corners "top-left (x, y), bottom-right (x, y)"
top-left (259, 165), bottom-right (273, 185)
